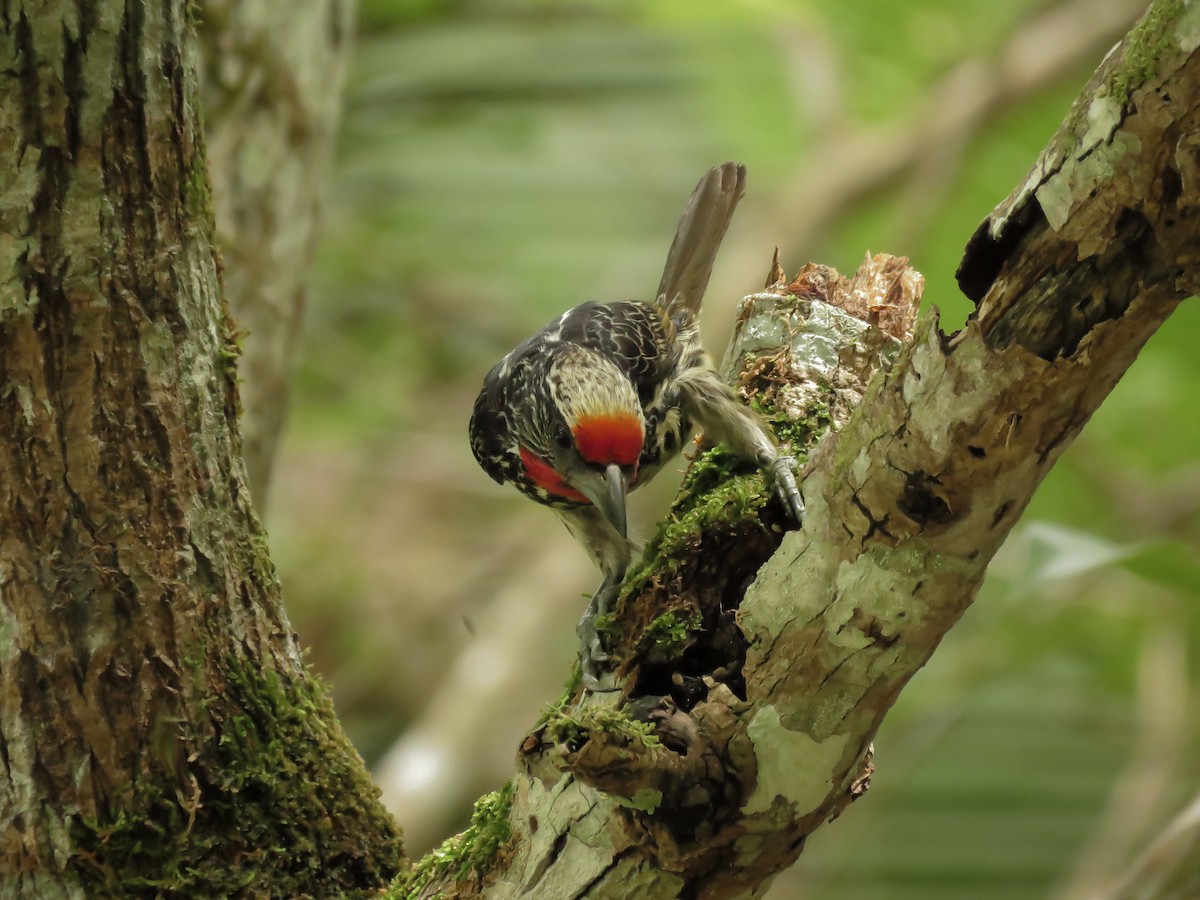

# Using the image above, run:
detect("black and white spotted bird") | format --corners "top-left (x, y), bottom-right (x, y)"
top-left (469, 163), bottom-right (804, 688)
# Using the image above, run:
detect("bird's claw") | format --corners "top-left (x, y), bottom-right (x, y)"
top-left (577, 580), bottom-right (621, 692)
top-left (576, 618), bottom-right (610, 661)
top-left (578, 637), bottom-right (618, 692)
top-left (768, 455), bottom-right (805, 524)
top-left (580, 670), bottom-right (619, 693)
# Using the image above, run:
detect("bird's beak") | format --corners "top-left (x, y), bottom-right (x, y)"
top-left (570, 463), bottom-right (628, 538)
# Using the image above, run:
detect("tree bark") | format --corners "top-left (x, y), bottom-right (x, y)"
top-left (0, 3), bottom-right (401, 897)
top-left (195, 0), bottom-right (353, 510)
top-left (400, 2), bottom-right (1200, 897)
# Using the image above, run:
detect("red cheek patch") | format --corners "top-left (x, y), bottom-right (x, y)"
top-left (519, 446), bottom-right (587, 502)
top-left (572, 414), bottom-right (644, 467)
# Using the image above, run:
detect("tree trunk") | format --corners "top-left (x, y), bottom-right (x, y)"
top-left (0, 3), bottom-right (401, 897)
top-left (195, 0), bottom-right (354, 509)
top-left (398, 2), bottom-right (1200, 896)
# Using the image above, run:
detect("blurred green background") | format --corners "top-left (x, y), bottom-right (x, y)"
top-left (259, 1), bottom-right (1200, 897)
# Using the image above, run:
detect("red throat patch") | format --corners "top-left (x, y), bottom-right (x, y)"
top-left (572, 413), bottom-right (644, 468)
top-left (519, 446), bottom-right (587, 502)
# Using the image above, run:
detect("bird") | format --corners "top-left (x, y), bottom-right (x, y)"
top-left (469, 163), bottom-right (804, 689)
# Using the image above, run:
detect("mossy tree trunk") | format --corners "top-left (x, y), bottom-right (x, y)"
top-left (399, 3), bottom-right (1200, 898)
top-left (0, 3), bottom-right (401, 897)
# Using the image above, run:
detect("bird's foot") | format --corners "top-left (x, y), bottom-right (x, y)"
top-left (577, 581), bottom-right (621, 693)
top-left (767, 455), bottom-right (806, 524)
top-left (580, 669), bottom-right (619, 693)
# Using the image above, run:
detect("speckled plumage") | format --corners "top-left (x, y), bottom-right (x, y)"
top-left (469, 299), bottom-right (698, 511)
top-left (469, 164), bottom-right (747, 520)
top-left (468, 164), bottom-right (802, 686)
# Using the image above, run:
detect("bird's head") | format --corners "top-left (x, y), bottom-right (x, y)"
top-left (515, 347), bottom-right (644, 536)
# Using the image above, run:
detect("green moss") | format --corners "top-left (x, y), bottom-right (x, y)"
top-left (181, 137), bottom-right (216, 240)
top-left (621, 447), bottom-right (768, 598)
top-left (70, 655), bottom-right (404, 898)
top-left (615, 385), bottom-right (832, 630)
top-left (593, 611), bottom-right (618, 640)
top-left (561, 657), bottom-right (583, 700)
top-left (620, 788), bottom-right (664, 814)
top-left (540, 704), bottom-right (661, 753)
top-left (620, 395), bottom-right (830, 599)
top-left (642, 608), bottom-right (702, 655)
top-left (387, 781), bottom-right (515, 899)
top-left (219, 309), bottom-right (247, 420)
top-left (534, 663), bottom-right (583, 731)
top-left (1107, 0), bottom-right (1185, 105)
top-left (752, 395), bottom-right (831, 453)
top-left (219, 321), bottom-right (246, 381)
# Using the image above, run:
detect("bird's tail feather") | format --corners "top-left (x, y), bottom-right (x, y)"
top-left (655, 162), bottom-right (746, 320)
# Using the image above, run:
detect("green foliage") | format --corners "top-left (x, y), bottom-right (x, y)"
top-left (358, 0), bottom-right (463, 32)
top-left (802, 0), bottom-right (1047, 121)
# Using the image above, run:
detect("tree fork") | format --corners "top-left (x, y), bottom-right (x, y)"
top-left (0, 3), bottom-right (402, 896)
top-left (400, 3), bottom-right (1200, 897)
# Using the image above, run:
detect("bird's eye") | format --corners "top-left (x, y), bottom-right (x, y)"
top-left (553, 426), bottom-right (573, 450)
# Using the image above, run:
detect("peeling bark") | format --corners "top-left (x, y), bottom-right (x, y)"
top-left (403, 3), bottom-right (1200, 897)
top-left (0, 3), bottom-right (400, 897)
